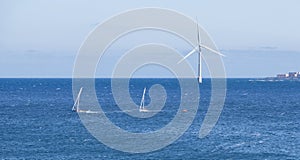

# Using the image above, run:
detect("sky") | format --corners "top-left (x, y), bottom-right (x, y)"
top-left (0, 0), bottom-right (300, 78)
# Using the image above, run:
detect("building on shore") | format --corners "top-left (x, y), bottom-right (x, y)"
top-left (276, 71), bottom-right (300, 79)
top-left (276, 74), bottom-right (288, 78)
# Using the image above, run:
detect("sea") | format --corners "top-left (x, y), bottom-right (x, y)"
top-left (0, 78), bottom-right (299, 159)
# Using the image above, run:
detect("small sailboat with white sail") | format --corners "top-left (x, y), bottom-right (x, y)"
top-left (139, 87), bottom-right (149, 112)
top-left (71, 87), bottom-right (99, 114)
top-left (72, 87), bottom-right (83, 112)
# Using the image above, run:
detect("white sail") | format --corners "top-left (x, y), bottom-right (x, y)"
top-left (139, 87), bottom-right (148, 112)
top-left (72, 87), bottom-right (83, 112)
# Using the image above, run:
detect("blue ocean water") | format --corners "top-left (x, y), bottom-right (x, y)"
top-left (0, 78), bottom-right (299, 159)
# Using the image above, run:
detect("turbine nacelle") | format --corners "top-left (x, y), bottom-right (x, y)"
top-left (177, 44), bottom-right (224, 64)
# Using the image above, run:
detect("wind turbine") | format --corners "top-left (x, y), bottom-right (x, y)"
top-left (178, 19), bottom-right (225, 83)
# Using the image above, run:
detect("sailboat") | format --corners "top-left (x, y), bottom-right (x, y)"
top-left (178, 19), bottom-right (225, 83)
top-left (71, 87), bottom-right (98, 113)
top-left (72, 87), bottom-right (83, 112)
top-left (139, 87), bottom-right (149, 112)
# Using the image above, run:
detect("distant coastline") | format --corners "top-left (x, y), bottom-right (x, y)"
top-left (265, 71), bottom-right (300, 80)
top-left (0, 73), bottom-right (300, 80)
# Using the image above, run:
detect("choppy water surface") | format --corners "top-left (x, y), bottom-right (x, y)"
top-left (0, 78), bottom-right (299, 159)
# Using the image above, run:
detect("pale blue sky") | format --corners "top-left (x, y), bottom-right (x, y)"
top-left (0, 0), bottom-right (299, 78)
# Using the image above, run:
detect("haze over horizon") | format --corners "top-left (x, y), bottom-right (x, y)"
top-left (1, 0), bottom-right (300, 78)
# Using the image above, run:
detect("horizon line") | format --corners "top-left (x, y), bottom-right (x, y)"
top-left (0, 77), bottom-right (267, 79)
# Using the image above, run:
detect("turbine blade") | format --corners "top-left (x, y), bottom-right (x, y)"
top-left (177, 48), bottom-right (197, 64)
top-left (196, 18), bottom-right (200, 50)
top-left (200, 44), bottom-right (225, 57)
